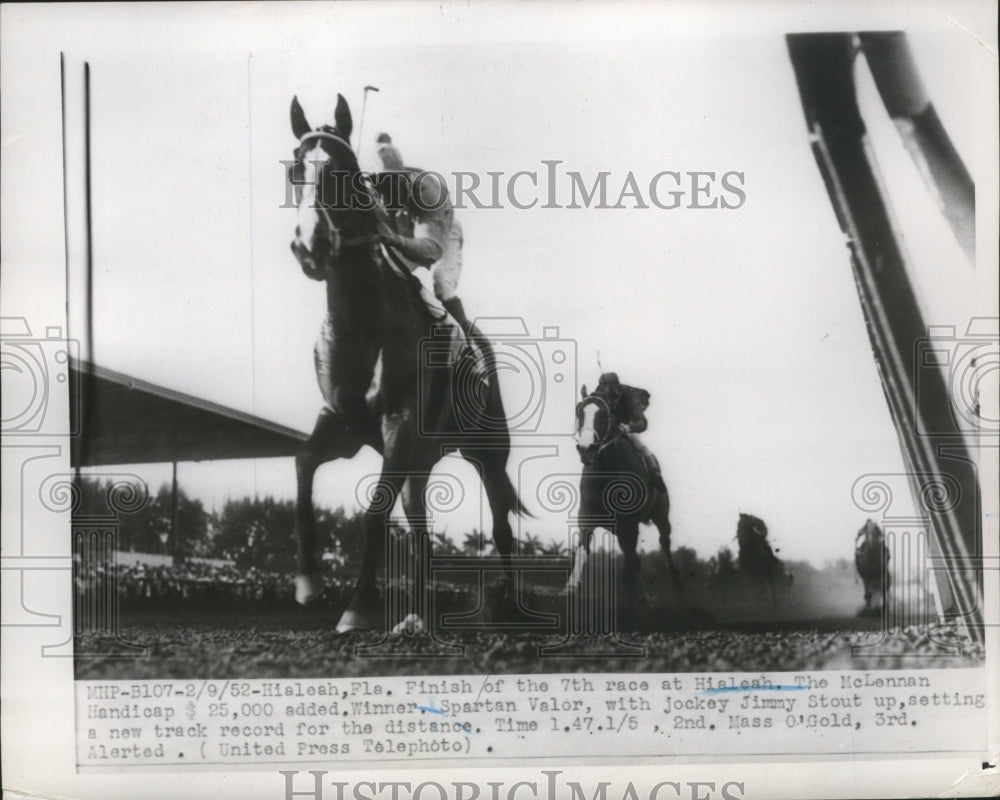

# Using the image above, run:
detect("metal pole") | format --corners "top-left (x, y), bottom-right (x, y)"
top-left (355, 85), bottom-right (379, 159)
top-left (786, 33), bottom-right (983, 641)
top-left (64, 55), bottom-right (95, 470)
top-left (171, 461), bottom-right (180, 565)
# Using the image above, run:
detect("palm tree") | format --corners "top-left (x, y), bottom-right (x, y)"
top-left (539, 540), bottom-right (568, 557)
top-left (462, 529), bottom-right (487, 555)
top-left (519, 533), bottom-right (544, 556)
top-left (432, 531), bottom-right (461, 556)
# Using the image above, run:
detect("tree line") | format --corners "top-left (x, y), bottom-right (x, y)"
top-left (72, 478), bottom-right (567, 574)
top-left (74, 478), bottom-right (854, 581)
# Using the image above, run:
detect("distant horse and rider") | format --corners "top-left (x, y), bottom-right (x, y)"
top-left (855, 518), bottom-right (890, 611)
top-left (287, 94), bottom-right (527, 632)
top-left (564, 372), bottom-right (678, 609)
top-left (734, 513), bottom-right (792, 604)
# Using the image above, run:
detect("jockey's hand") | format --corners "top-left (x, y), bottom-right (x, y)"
top-left (618, 423), bottom-right (631, 434)
top-left (374, 220), bottom-right (397, 245)
top-left (372, 201), bottom-right (391, 225)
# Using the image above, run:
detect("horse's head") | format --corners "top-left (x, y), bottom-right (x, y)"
top-left (288, 94), bottom-right (375, 280)
top-left (737, 513), bottom-right (767, 546)
top-left (857, 518), bottom-right (883, 544)
top-left (575, 389), bottom-right (613, 467)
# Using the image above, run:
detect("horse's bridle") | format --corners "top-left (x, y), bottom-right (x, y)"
top-left (578, 393), bottom-right (625, 458)
top-left (294, 130), bottom-right (382, 260)
top-left (298, 129), bottom-right (354, 153)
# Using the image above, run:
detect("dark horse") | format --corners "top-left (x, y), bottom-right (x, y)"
top-left (735, 513), bottom-right (791, 604)
top-left (288, 94), bottom-right (526, 632)
top-left (564, 387), bottom-right (677, 608)
top-left (855, 518), bottom-right (890, 610)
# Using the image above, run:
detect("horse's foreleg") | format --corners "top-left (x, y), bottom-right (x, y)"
top-left (618, 524), bottom-right (641, 613)
top-left (662, 547), bottom-right (680, 592)
top-left (649, 492), bottom-right (680, 587)
top-left (356, 468), bottom-right (406, 604)
top-left (338, 412), bottom-right (411, 632)
top-left (882, 553), bottom-right (891, 610)
top-left (294, 410), bottom-right (350, 605)
top-left (336, 473), bottom-right (404, 632)
top-left (400, 474), bottom-right (431, 629)
top-left (565, 526), bottom-right (594, 595)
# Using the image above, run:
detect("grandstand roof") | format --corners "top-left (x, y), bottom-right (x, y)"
top-left (69, 358), bottom-right (309, 466)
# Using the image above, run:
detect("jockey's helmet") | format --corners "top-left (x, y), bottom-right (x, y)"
top-left (598, 372), bottom-right (620, 386)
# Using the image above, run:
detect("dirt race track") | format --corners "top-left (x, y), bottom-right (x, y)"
top-left (75, 608), bottom-right (983, 680)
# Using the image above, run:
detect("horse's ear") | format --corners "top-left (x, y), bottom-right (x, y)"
top-left (581, 384), bottom-right (588, 399)
top-left (334, 93), bottom-right (353, 139)
top-left (290, 96), bottom-right (311, 140)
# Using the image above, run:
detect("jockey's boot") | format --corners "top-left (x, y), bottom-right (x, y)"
top-left (442, 295), bottom-right (489, 401)
top-left (443, 295), bottom-right (487, 360)
top-left (628, 433), bottom-right (668, 494)
top-left (442, 296), bottom-right (473, 335)
top-left (640, 451), bottom-right (667, 493)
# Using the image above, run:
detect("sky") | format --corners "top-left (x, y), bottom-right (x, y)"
top-left (4, 2), bottom-right (995, 567)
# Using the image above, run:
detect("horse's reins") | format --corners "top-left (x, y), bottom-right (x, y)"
top-left (296, 130), bottom-right (411, 281)
top-left (580, 394), bottom-right (625, 457)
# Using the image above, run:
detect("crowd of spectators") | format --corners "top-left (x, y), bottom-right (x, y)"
top-left (73, 557), bottom-right (484, 615)
top-left (73, 559), bottom-right (334, 613)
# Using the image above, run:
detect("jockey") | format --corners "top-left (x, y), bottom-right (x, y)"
top-left (372, 133), bottom-right (472, 335)
top-left (856, 519), bottom-right (886, 546)
top-left (596, 372), bottom-right (667, 493)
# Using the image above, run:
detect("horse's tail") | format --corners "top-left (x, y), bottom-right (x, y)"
top-left (504, 472), bottom-right (533, 518)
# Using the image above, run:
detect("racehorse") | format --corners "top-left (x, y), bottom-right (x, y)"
top-left (855, 518), bottom-right (890, 610)
top-left (564, 386), bottom-right (678, 609)
top-left (735, 513), bottom-right (791, 604)
top-left (287, 94), bottom-right (527, 632)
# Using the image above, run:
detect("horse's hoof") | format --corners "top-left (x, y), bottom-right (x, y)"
top-left (336, 608), bottom-right (376, 633)
top-left (295, 573), bottom-right (325, 606)
top-left (390, 613), bottom-right (425, 634)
